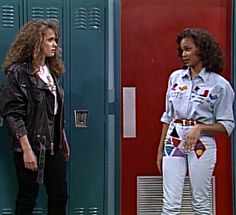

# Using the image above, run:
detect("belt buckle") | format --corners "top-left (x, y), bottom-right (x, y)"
top-left (182, 119), bottom-right (186, 126)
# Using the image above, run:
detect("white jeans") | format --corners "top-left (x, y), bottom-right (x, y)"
top-left (161, 123), bottom-right (216, 215)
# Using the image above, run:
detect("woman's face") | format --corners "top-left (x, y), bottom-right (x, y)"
top-left (180, 37), bottom-right (202, 69)
top-left (40, 28), bottom-right (57, 58)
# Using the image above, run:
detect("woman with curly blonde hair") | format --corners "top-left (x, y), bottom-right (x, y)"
top-left (0, 19), bottom-right (69, 215)
top-left (156, 28), bottom-right (235, 214)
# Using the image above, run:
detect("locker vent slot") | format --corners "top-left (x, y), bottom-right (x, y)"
top-left (74, 7), bottom-right (101, 30)
top-left (32, 7), bottom-right (58, 19)
top-left (88, 207), bottom-right (98, 214)
top-left (87, 8), bottom-right (101, 30)
top-left (2, 208), bottom-right (13, 215)
top-left (2, 5), bottom-right (14, 28)
top-left (2, 207), bottom-right (45, 214)
top-left (32, 208), bottom-right (44, 214)
top-left (137, 176), bottom-right (215, 215)
top-left (74, 207), bottom-right (98, 214)
top-left (46, 7), bottom-right (59, 19)
top-left (74, 207), bottom-right (85, 214)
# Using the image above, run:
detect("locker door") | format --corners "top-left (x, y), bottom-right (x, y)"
top-left (66, 0), bottom-right (108, 214)
top-left (0, 1), bottom-right (21, 214)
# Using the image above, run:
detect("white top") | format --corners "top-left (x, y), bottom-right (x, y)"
top-left (37, 65), bottom-right (58, 115)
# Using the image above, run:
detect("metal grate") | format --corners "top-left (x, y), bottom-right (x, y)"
top-left (137, 176), bottom-right (215, 215)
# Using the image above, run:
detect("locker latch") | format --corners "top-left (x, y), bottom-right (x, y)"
top-left (74, 110), bottom-right (88, 128)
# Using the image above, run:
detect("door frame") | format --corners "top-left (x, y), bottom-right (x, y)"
top-left (232, 0), bottom-right (236, 214)
top-left (104, 0), bottom-right (121, 214)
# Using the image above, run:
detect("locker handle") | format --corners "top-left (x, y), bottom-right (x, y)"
top-left (74, 110), bottom-right (88, 128)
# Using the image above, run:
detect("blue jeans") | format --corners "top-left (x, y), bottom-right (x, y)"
top-left (14, 150), bottom-right (68, 215)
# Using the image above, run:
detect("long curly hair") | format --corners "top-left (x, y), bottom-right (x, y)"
top-left (176, 28), bottom-right (224, 74)
top-left (2, 19), bottom-right (64, 77)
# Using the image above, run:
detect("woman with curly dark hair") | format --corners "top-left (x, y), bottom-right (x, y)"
top-left (0, 19), bottom-right (69, 215)
top-left (156, 28), bottom-right (235, 214)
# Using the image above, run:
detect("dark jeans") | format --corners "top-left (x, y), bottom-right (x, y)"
top-left (14, 150), bottom-right (68, 215)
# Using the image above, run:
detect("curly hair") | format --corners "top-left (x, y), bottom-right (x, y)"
top-left (176, 28), bottom-right (224, 74)
top-left (2, 19), bottom-right (64, 77)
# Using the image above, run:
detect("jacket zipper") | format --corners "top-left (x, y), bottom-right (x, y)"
top-left (42, 92), bottom-right (55, 155)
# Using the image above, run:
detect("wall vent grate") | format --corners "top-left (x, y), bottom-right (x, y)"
top-left (137, 176), bottom-right (215, 215)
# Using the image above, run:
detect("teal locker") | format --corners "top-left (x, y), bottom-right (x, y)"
top-left (0, 1), bottom-right (21, 214)
top-left (65, 0), bottom-right (108, 214)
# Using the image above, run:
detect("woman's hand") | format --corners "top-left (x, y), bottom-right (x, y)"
top-left (156, 150), bottom-right (163, 174)
top-left (184, 124), bottom-right (202, 153)
top-left (156, 123), bottom-right (169, 174)
top-left (63, 129), bottom-right (70, 161)
top-left (23, 149), bottom-right (38, 171)
top-left (19, 135), bottom-right (38, 171)
top-left (63, 141), bottom-right (70, 161)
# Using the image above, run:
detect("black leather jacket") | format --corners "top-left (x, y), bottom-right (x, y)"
top-left (0, 63), bottom-right (65, 152)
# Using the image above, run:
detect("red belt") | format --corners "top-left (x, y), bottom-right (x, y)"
top-left (174, 119), bottom-right (202, 126)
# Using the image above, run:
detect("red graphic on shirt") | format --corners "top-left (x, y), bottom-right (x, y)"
top-left (172, 83), bottom-right (178, 90)
top-left (199, 90), bottom-right (209, 97)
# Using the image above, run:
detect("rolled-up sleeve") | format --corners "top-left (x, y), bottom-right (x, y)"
top-left (160, 76), bottom-right (172, 124)
top-left (214, 83), bottom-right (235, 135)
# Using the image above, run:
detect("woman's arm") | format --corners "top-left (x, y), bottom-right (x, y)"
top-left (184, 123), bottom-right (228, 153)
top-left (19, 135), bottom-right (38, 171)
top-left (156, 123), bottom-right (169, 173)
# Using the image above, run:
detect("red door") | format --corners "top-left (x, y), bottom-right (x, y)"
top-left (121, 0), bottom-right (233, 214)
